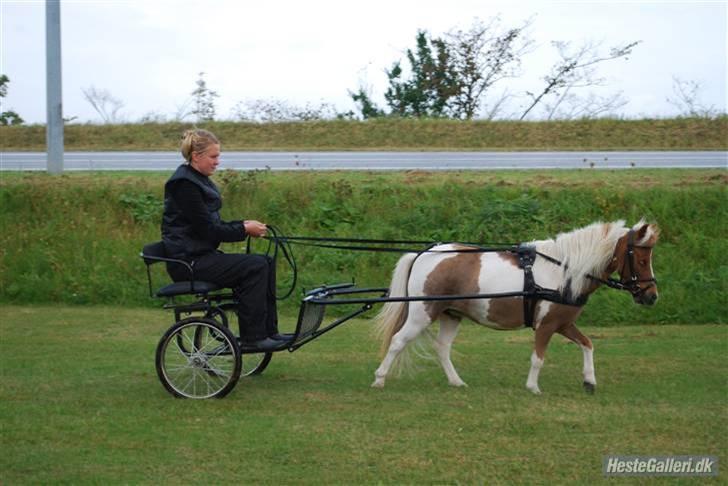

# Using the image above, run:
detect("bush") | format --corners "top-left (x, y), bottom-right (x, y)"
top-left (0, 170), bottom-right (725, 325)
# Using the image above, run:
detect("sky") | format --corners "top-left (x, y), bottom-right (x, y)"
top-left (1, 0), bottom-right (726, 124)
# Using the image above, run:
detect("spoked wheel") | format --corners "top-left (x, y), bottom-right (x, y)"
top-left (208, 303), bottom-right (274, 377)
top-left (241, 350), bottom-right (273, 376)
top-left (204, 306), bottom-right (229, 328)
top-left (156, 317), bottom-right (241, 399)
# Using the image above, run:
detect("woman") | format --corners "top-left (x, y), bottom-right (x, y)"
top-left (162, 128), bottom-right (289, 351)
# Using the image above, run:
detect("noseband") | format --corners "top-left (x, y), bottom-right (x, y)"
top-left (601, 229), bottom-right (657, 298)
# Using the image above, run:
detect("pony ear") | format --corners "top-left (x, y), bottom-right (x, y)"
top-left (634, 221), bottom-right (660, 245)
top-left (636, 223), bottom-right (649, 241)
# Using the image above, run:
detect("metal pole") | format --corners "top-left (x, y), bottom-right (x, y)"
top-left (46, 0), bottom-right (63, 174)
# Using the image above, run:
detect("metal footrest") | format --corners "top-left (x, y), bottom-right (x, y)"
top-left (293, 288), bottom-right (331, 341)
top-left (289, 283), bottom-right (357, 347)
top-left (285, 283), bottom-right (386, 351)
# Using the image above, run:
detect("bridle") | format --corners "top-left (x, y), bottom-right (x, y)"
top-left (590, 229), bottom-right (657, 299)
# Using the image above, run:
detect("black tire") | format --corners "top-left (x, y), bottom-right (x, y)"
top-left (241, 350), bottom-right (273, 376)
top-left (210, 303), bottom-right (274, 377)
top-left (204, 306), bottom-right (229, 328)
top-left (200, 306), bottom-right (230, 346)
top-left (156, 317), bottom-right (241, 399)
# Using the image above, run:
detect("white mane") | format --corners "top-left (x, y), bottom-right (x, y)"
top-left (533, 220), bottom-right (634, 297)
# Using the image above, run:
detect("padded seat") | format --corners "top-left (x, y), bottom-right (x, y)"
top-left (156, 281), bottom-right (221, 298)
top-left (141, 241), bottom-right (223, 299)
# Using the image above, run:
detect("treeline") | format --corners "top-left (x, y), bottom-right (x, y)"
top-left (3, 18), bottom-right (724, 125)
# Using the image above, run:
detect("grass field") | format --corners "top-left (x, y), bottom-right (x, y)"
top-left (1, 305), bottom-right (724, 484)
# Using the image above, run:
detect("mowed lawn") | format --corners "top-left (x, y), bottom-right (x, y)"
top-left (1, 305), bottom-right (725, 484)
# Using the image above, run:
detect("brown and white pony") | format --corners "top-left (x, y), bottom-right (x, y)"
top-left (372, 220), bottom-right (659, 394)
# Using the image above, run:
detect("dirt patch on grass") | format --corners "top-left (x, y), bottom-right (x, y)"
top-left (705, 172), bottom-right (728, 184)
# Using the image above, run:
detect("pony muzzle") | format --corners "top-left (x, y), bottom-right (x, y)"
top-left (633, 283), bottom-right (658, 305)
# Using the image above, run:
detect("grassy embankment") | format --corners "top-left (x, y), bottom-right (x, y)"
top-left (1, 117), bottom-right (727, 151)
top-left (1, 169), bottom-right (725, 325)
top-left (0, 305), bottom-right (725, 484)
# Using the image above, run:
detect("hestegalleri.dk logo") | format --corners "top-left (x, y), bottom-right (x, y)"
top-left (603, 455), bottom-right (718, 476)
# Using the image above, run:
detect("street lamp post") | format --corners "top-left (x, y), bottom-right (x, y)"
top-left (46, 0), bottom-right (63, 174)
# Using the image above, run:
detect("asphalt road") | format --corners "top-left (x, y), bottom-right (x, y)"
top-left (1, 151), bottom-right (726, 171)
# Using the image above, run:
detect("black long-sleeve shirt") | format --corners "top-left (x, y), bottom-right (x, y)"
top-left (168, 179), bottom-right (246, 244)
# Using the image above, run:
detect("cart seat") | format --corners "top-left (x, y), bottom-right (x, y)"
top-left (141, 241), bottom-right (221, 298)
top-left (155, 281), bottom-right (221, 298)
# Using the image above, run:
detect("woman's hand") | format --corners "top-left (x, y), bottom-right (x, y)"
top-left (244, 220), bottom-right (267, 238)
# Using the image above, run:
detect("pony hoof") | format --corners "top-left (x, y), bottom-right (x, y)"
top-left (449, 381), bottom-right (468, 388)
top-left (371, 380), bottom-right (385, 388)
top-left (527, 385), bottom-right (542, 395)
top-left (583, 381), bottom-right (596, 394)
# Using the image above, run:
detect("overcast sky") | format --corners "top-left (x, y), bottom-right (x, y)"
top-left (1, 0), bottom-right (726, 124)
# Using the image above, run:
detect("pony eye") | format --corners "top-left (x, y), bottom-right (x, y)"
top-left (639, 259), bottom-right (647, 266)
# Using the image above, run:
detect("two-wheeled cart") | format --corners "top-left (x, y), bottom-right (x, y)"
top-left (142, 240), bottom-right (393, 398)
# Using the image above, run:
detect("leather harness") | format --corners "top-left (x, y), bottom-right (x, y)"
top-left (516, 229), bottom-right (657, 328)
top-left (516, 245), bottom-right (588, 328)
top-left (266, 228), bottom-right (657, 330)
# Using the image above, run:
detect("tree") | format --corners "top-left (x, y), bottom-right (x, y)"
top-left (666, 76), bottom-right (719, 118)
top-left (349, 86), bottom-right (385, 119)
top-left (81, 86), bottom-right (125, 123)
top-left (191, 72), bottom-right (219, 122)
top-left (350, 30), bottom-right (462, 119)
top-left (446, 17), bottom-right (532, 120)
top-left (350, 21), bottom-right (528, 120)
top-left (173, 98), bottom-right (194, 121)
top-left (232, 98), bottom-right (341, 122)
top-left (0, 74), bottom-right (24, 125)
top-left (542, 91), bottom-right (628, 120)
top-left (350, 19), bottom-right (640, 121)
top-left (384, 30), bottom-right (459, 117)
top-left (519, 40), bottom-right (640, 120)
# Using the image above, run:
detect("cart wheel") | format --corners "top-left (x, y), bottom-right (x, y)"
top-left (156, 317), bottom-right (241, 399)
top-left (210, 303), bottom-right (273, 377)
top-left (191, 325), bottom-right (272, 376)
top-left (200, 307), bottom-right (230, 346)
top-left (241, 351), bottom-right (273, 376)
top-left (204, 306), bottom-right (229, 328)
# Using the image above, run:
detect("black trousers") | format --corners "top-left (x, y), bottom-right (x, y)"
top-left (168, 252), bottom-right (278, 341)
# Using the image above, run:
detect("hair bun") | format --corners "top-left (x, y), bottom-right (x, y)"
top-left (180, 128), bottom-right (219, 162)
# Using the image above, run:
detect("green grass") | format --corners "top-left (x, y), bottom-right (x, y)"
top-left (1, 169), bottom-right (726, 325)
top-left (0, 305), bottom-right (725, 484)
top-left (1, 117), bottom-right (727, 151)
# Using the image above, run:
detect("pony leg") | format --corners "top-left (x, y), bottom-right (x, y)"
top-left (372, 305), bottom-right (432, 388)
top-left (435, 314), bottom-right (467, 387)
top-left (558, 324), bottom-right (596, 394)
top-left (526, 322), bottom-right (559, 395)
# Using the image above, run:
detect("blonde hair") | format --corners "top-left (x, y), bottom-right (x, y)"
top-left (180, 129), bottom-right (219, 162)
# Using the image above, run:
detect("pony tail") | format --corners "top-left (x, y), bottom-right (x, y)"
top-left (374, 252), bottom-right (417, 358)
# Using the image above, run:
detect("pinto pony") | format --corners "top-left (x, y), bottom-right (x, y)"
top-left (372, 220), bottom-right (659, 394)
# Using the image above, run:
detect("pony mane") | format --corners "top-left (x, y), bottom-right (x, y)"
top-left (535, 220), bottom-right (630, 297)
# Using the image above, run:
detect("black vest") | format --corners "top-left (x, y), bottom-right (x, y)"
top-left (162, 164), bottom-right (223, 259)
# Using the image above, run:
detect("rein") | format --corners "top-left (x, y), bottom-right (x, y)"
top-left (265, 233), bottom-right (515, 254)
top-left (247, 225), bottom-right (298, 300)
top-left (262, 228), bottom-right (655, 317)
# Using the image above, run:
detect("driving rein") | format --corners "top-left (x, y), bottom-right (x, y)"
top-left (264, 227), bottom-right (657, 328)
